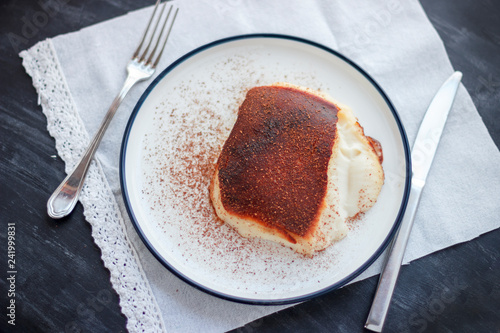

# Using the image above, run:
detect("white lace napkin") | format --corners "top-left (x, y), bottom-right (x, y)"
top-left (20, 0), bottom-right (500, 332)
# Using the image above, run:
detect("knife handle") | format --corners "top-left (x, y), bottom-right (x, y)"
top-left (365, 179), bottom-right (423, 332)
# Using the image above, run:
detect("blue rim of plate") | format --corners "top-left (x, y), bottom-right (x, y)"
top-left (120, 33), bottom-right (411, 305)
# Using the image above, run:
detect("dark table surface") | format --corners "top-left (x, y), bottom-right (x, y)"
top-left (1, 0), bottom-right (499, 332)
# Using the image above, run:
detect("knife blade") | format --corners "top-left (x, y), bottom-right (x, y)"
top-left (364, 71), bottom-right (463, 332)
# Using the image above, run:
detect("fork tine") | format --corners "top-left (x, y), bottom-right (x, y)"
top-left (138, 1), bottom-right (167, 62)
top-left (133, 0), bottom-right (161, 59)
top-left (146, 5), bottom-right (174, 65)
top-left (150, 7), bottom-right (179, 67)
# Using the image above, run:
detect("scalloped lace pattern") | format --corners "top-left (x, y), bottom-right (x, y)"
top-left (20, 39), bottom-right (165, 333)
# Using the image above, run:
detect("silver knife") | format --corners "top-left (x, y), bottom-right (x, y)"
top-left (365, 71), bottom-right (463, 332)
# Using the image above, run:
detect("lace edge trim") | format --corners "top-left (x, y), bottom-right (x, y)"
top-left (19, 38), bottom-right (166, 333)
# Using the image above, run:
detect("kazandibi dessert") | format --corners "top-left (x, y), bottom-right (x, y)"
top-left (209, 82), bottom-right (384, 256)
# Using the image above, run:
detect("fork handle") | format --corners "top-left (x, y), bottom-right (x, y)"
top-left (47, 73), bottom-right (140, 219)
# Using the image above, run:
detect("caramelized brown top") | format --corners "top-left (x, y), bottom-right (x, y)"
top-left (216, 85), bottom-right (340, 237)
top-left (367, 136), bottom-right (384, 164)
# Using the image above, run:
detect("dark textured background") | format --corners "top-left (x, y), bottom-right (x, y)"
top-left (1, 0), bottom-right (499, 332)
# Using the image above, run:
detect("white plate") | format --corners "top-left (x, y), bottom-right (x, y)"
top-left (120, 34), bottom-right (410, 304)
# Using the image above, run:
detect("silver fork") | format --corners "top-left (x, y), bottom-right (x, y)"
top-left (47, 1), bottom-right (179, 219)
